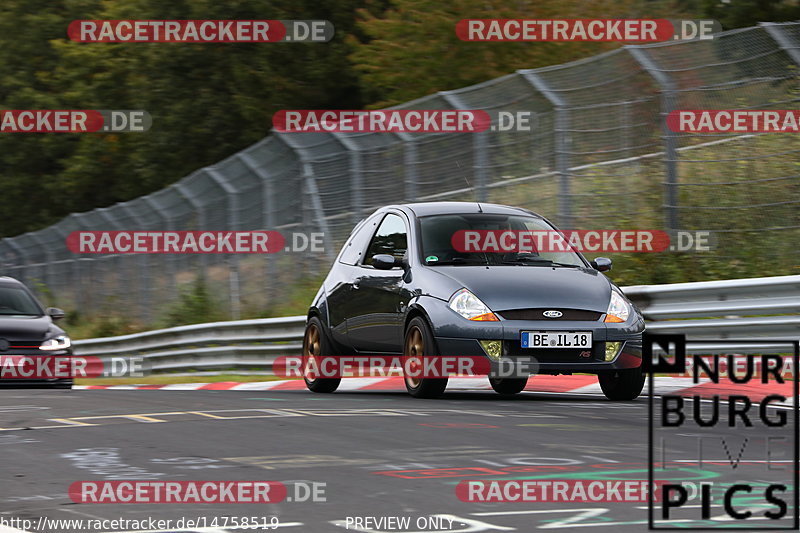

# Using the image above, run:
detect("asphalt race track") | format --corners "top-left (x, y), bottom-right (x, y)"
top-left (0, 384), bottom-right (796, 532)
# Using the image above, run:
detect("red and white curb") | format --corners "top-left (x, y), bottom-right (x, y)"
top-left (75, 375), bottom-right (796, 405)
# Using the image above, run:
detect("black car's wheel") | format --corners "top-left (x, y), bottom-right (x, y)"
top-left (597, 366), bottom-right (645, 400)
top-left (489, 377), bottom-right (528, 395)
top-left (302, 317), bottom-right (341, 393)
top-left (403, 317), bottom-right (447, 398)
top-left (52, 381), bottom-right (73, 389)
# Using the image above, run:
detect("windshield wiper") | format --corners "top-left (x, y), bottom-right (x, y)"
top-left (426, 257), bottom-right (486, 266)
top-left (502, 257), bottom-right (581, 268)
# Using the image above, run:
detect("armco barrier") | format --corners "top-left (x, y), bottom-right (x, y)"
top-left (73, 316), bottom-right (305, 372)
top-left (72, 275), bottom-right (800, 371)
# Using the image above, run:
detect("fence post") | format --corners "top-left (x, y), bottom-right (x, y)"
top-left (95, 207), bottom-right (137, 319)
top-left (67, 214), bottom-right (93, 315)
top-left (205, 167), bottom-right (241, 320)
top-left (439, 91), bottom-right (488, 202)
top-left (46, 225), bottom-right (71, 308)
top-left (397, 132), bottom-right (418, 202)
top-left (301, 162), bottom-right (335, 262)
top-left (273, 134), bottom-right (335, 263)
top-left (26, 232), bottom-right (53, 302)
top-left (330, 133), bottom-right (363, 225)
top-left (627, 46), bottom-right (680, 233)
top-left (117, 202), bottom-right (153, 324)
top-left (1, 238), bottom-right (26, 283)
top-left (761, 22), bottom-right (800, 66)
top-left (237, 152), bottom-right (275, 302)
top-left (519, 71), bottom-right (571, 228)
top-left (145, 194), bottom-right (181, 306)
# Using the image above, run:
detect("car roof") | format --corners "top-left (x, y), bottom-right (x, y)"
top-left (382, 201), bottom-right (542, 218)
top-left (0, 276), bottom-right (24, 287)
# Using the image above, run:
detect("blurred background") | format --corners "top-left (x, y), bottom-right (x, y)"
top-left (0, 0), bottom-right (799, 338)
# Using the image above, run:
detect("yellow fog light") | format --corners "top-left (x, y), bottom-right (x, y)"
top-left (605, 341), bottom-right (623, 361)
top-left (479, 340), bottom-right (503, 361)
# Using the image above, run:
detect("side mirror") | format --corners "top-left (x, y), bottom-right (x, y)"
top-left (46, 307), bottom-right (65, 320)
top-left (590, 257), bottom-right (612, 272)
top-left (371, 254), bottom-right (397, 270)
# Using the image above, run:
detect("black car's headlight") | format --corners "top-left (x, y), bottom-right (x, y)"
top-left (39, 335), bottom-right (71, 351)
top-left (604, 291), bottom-right (630, 323)
top-left (448, 288), bottom-right (499, 322)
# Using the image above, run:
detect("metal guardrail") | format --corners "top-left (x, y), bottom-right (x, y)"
top-left (73, 316), bottom-right (306, 372)
top-left (624, 275), bottom-right (800, 353)
top-left (73, 275), bottom-right (800, 371)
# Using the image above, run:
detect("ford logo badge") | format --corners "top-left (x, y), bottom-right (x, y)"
top-left (543, 310), bottom-right (562, 318)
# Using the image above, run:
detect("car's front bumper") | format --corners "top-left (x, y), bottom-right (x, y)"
top-left (0, 349), bottom-right (76, 387)
top-left (431, 316), bottom-right (644, 374)
top-left (0, 378), bottom-right (73, 388)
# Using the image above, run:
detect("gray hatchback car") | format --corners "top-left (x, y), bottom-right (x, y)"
top-left (303, 202), bottom-right (645, 399)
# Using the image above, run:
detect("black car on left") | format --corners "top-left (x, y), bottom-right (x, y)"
top-left (0, 276), bottom-right (72, 388)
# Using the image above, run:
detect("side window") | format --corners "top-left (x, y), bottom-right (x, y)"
top-left (338, 215), bottom-right (380, 266)
top-left (364, 213), bottom-right (407, 266)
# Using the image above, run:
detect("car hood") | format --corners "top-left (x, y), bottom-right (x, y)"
top-left (430, 266), bottom-right (613, 313)
top-left (0, 315), bottom-right (60, 342)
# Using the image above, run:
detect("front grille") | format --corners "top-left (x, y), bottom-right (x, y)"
top-left (0, 339), bottom-right (41, 353)
top-left (497, 308), bottom-right (602, 321)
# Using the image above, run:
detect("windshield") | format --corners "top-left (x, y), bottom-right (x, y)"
top-left (0, 285), bottom-right (44, 316)
top-left (419, 213), bottom-right (586, 267)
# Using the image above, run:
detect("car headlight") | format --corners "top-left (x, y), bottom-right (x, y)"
top-left (448, 288), bottom-right (499, 321)
top-left (39, 335), bottom-right (71, 351)
top-left (604, 291), bottom-right (630, 323)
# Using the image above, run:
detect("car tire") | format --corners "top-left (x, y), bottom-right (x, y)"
top-left (403, 317), bottom-right (447, 398)
top-left (52, 382), bottom-right (73, 389)
top-left (597, 366), bottom-right (645, 400)
top-left (489, 377), bottom-right (528, 395)
top-left (302, 316), bottom-right (341, 393)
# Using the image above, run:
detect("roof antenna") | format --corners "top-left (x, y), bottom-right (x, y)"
top-left (457, 161), bottom-right (482, 213)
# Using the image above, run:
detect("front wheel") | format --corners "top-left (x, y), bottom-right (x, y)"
top-left (403, 317), bottom-right (447, 398)
top-left (597, 366), bottom-right (645, 400)
top-left (489, 377), bottom-right (528, 395)
top-left (302, 317), bottom-right (341, 393)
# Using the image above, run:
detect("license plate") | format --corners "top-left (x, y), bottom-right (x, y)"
top-left (521, 331), bottom-right (592, 349)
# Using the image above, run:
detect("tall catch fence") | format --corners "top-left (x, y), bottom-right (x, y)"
top-left (1, 23), bottom-right (799, 325)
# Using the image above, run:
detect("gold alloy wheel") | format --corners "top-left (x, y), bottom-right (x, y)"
top-left (303, 323), bottom-right (321, 382)
top-left (403, 325), bottom-right (424, 389)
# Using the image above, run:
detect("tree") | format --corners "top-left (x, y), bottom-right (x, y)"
top-left (349, 0), bottom-right (694, 107)
top-left (0, 0), bottom-right (380, 236)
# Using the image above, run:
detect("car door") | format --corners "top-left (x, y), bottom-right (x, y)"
top-left (346, 212), bottom-right (408, 353)
top-left (325, 213), bottom-right (382, 349)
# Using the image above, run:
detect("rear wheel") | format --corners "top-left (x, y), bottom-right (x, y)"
top-left (489, 377), bottom-right (528, 395)
top-left (302, 317), bottom-right (341, 393)
top-left (403, 317), bottom-right (447, 398)
top-left (598, 366), bottom-right (645, 400)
